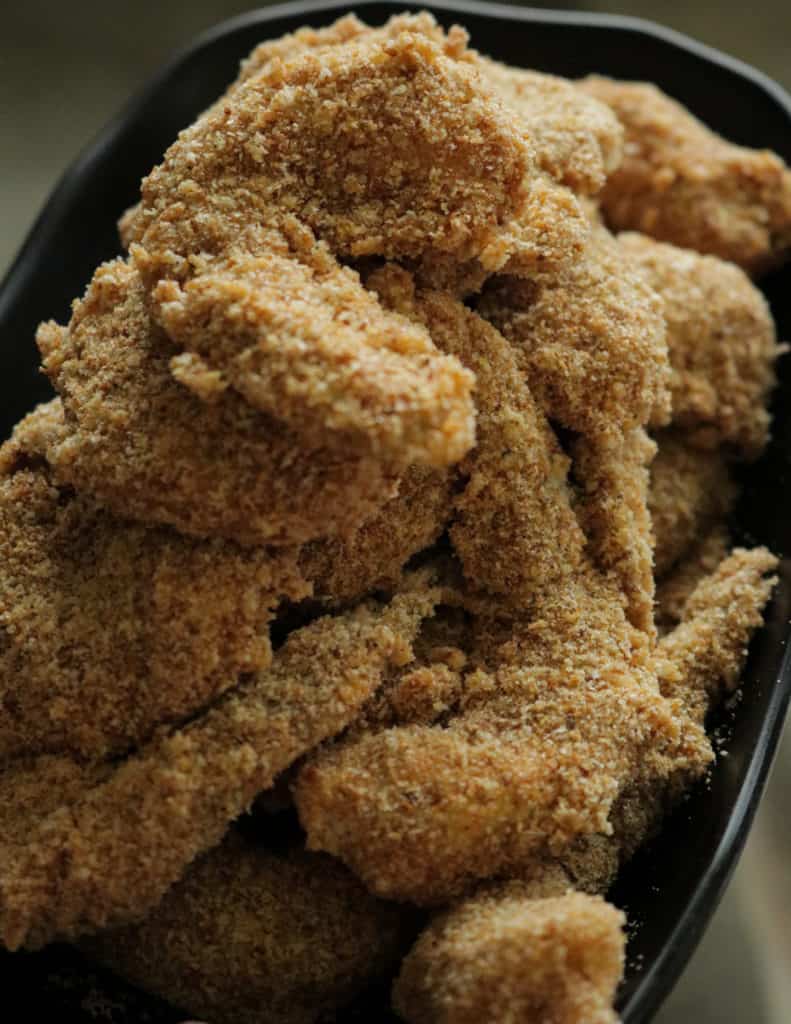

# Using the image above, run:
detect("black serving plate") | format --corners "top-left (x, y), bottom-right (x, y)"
top-left (1, 3), bottom-right (790, 1022)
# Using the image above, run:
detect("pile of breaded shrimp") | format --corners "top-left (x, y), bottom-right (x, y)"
top-left (1, 12), bottom-right (788, 1024)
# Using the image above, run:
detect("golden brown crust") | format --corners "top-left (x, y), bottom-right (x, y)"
top-left (0, 403), bottom-right (308, 762)
top-left (393, 888), bottom-right (625, 1024)
top-left (0, 582), bottom-right (437, 949)
top-left (649, 430), bottom-right (737, 577)
top-left (127, 30), bottom-right (581, 275)
top-left (392, 543), bottom-right (778, 1024)
top-left (39, 259), bottom-right (399, 546)
top-left (238, 15), bottom-right (623, 201)
top-left (478, 219), bottom-right (670, 441)
top-left (139, 241), bottom-right (476, 468)
top-left (573, 429), bottom-right (657, 634)
top-left (655, 524), bottom-right (730, 632)
top-left (369, 265), bottom-right (586, 608)
top-left (478, 60), bottom-right (624, 194)
top-left (581, 76), bottom-right (791, 275)
top-left (299, 464), bottom-right (454, 605)
top-left (122, 29), bottom-right (587, 459)
top-left (83, 832), bottom-right (413, 1024)
top-left (657, 547), bottom-right (778, 722)
top-left (0, 18), bottom-right (784, 1023)
top-left (619, 232), bottom-right (782, 456)
top-left (295, 569), bottom-right (680, 905)
top-left (237, 13), bottom-right (373, 81)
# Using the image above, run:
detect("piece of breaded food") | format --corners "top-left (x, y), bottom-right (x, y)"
top-left (649, 430), bottom-right (738, 577)
top-left (368, 265), bottom-right (585, 608)
top-left (299, 464), bottom-right (454, 605)
top-left (394, 887), bottom-right (625, 1024)
top-left (125, 27), bottom-right (589, 411)
top-left (39, 259), bottom-right (400, 546)
top-left (478, 219), bottom-right (670, 441)
top-left (341, 592), bottom-right (469, 741)
top-left (393, 546), bottom-right (778, 1024)
top-left (477, 59), bottom-right (624, 195)
top-left (530, 546), bottom-right (778, 886)
top-left (655, 525), bottom-right (730, 632)
top-left (295, 569), bottom-right (681, 905)
top-left (409, 171), bottom-right (588, 298)
top-left (83, 831), bottom-right (414, 1024)
top-left (226, 12), bottom-right (622, 200)
top-left (127, 29), bottom-right (584, 279)
top-left (0, 581), bottom-right (438, 950)
top-left (235, 11), bottom-right (458, 86)
top-left (573, 428), bottom-right (657, 634)
top-left (138, 240), bottom-right (476, 469)
top-left (0, 402), bottom-right (307, 762)
top-left (580, 76), bottom-right (791, 275)
top-left (118, 11), bottom-right (587, 287)
top-left (657, 546), bottom-right (779, 722)
top-left (618, 232), bottom-right (783, 457)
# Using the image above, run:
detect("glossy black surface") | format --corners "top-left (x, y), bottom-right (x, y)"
top-left (1, 3), bottom-right (789, 1022)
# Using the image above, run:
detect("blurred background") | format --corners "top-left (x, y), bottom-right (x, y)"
top-left (1, 2), bottom-right (789, 1022)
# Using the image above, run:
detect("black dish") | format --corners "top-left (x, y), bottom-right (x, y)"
top-left (1, 3), bottom-right (790, 1021)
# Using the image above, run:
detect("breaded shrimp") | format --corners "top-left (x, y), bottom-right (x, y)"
top-left (0, 403), bottom-right (307, 762)
top-left (83, 831), bottom-right (414, 1024)
top-left (0, 581), bottom-right (438, 949)
top-left (618, 232), bottom-right (783, 457)
top-left (580, 76), bottom-right (791, 275)
top-left (39, 259), bottom-right (399, 546)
